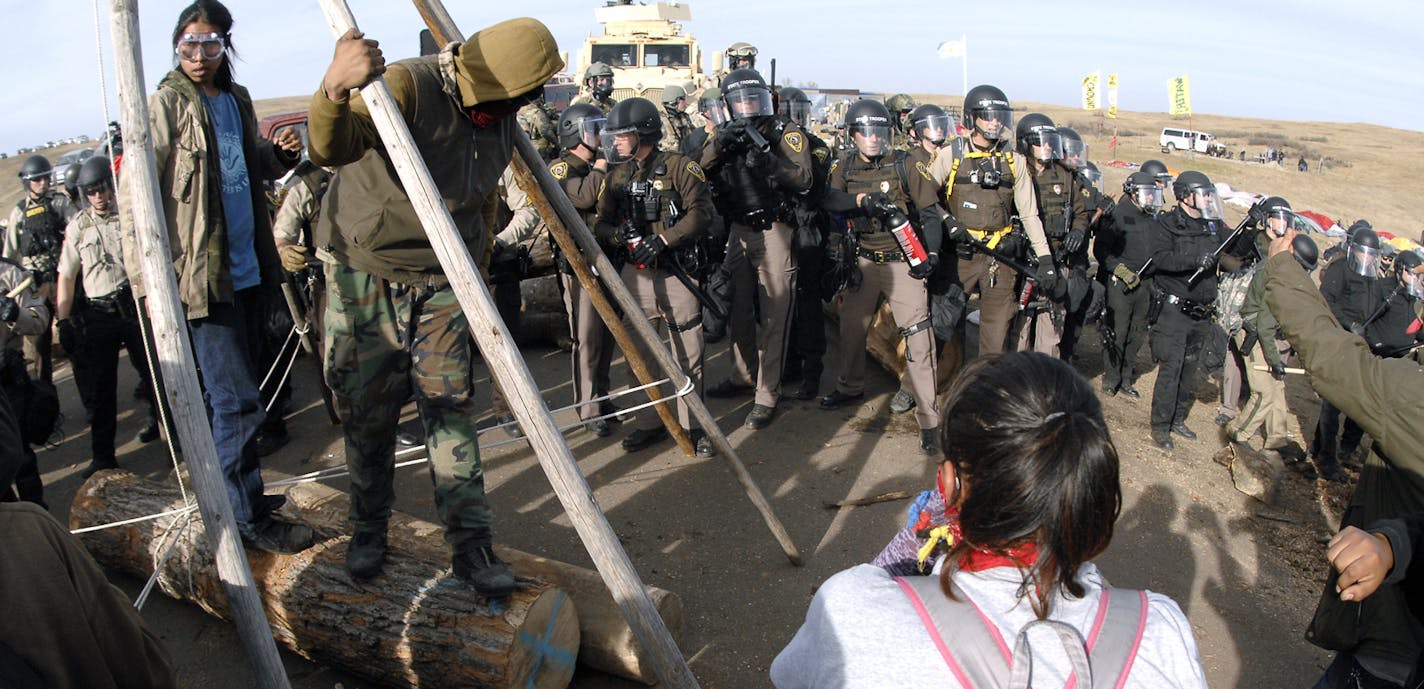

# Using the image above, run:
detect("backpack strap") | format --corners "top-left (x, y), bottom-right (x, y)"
top-left (1083, 588), bottom-right (1149, 689)
top-left (896, 575), bottom-right (1011, 689)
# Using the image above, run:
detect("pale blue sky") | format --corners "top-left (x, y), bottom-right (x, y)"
top-left (3, 0), bottom-right (1419, 153)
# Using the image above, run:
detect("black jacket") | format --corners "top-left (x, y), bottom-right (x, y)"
top-left (1098, 194), bottom-right (1157, 274)
top-left (1149, 206), bottom-right (1226, 304)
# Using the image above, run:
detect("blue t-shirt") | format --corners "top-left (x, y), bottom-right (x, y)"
top-left (202, 90), bottom-right (260, 291)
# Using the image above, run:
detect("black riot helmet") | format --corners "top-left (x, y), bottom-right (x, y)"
top-left (19, 155), bottom-right (52, 189)
top-left (1057, 126), bottom-right (1086, 170)
top-left (1347, 227), bottom-right (1383, 277)
top-left (845, 99), bottom-right (894, 160)
top-left (962, 84), bottom-right (1013, 142)
top-left (63, 162), bottom-right (81, 200)
top-left (1015, 112), bottom-right (1061, 162)
top-left (558, 102), bottom-right (607, 152)
top-left (1293, 233), bottom-right (1321, 272)
top-left (1393, 249), bottom-right (1423, 298)
top-left (1140, 159), bottom-right (1172, 188)
top-left (76, 156), bottom-right (113, 192)
top-left (908, 103), bottom-right (951, 146)
top-left (778, 86), bottom-right (812, 127)
top-left (1082, 161), bottom-right (1104, 190)
top-left (602, 97), bottom-right (662, 163)
top-left (721, 68), bottom-right (774, 120)
top-left (1172, 170), bottom-right (1224, 220)
top-left (1255, 196), bottom-right (1293, 236)
top-left (1123, 171), bottom-right (1164, 212)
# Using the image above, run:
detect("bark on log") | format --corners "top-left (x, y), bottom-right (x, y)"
top-left (71, 471), bottom-right (579, 689)
top-left (275, 479), bottom-right (683, 685)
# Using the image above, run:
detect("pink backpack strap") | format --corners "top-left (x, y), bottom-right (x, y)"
top-left (1081, 588), bottom-right (1149, 689)
top-left (896, 575), bottom-right (1011, 689)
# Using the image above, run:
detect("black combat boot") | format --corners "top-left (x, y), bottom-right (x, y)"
top-left (347, 529), bottom-right (388, 581)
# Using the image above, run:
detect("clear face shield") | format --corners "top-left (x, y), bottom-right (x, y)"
top-left (782, 101), bottom-right (812, 127)
top-left (1081, 166), bottom-right (1103, 190)
top-left (725, 87), bottom-right (774, 120)
top-left (1187, 186), bottom-right (1225, 221)
top-left (1132, 185), bottom-right (1165, 212)
top-left (1400, 264), bottom-right (1424, 299)
top-left (851, 125), bottom-right (892, 159)
top-left (1026, 129), bottom-right (1062, 163)
top-left (972, 108), bottom-right (1013, 141)
top-left (914, 114), bottom-right (952, 146)
top-left (701, 98), bottom-right (730, 126)
top-left (1348, 243), bottom-right (1383, 277)
top-left (599, 126), bottom-right (640, 165)
top-left (1060, 138), bottom-right (1087, 170)
top-left (574, 115), bottom-right (606, 152)
top-left (1263, 209), bottom-right (1293, 238)
top-left (175, 32), bottom-right (227, 62)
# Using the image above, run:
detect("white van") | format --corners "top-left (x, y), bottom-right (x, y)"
top-left (1160, 127), bottom-right (1227, 156)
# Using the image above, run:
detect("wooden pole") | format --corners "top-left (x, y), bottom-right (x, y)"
top-left (407, 0), bottom-right (801, 568)
top-left (312, 2), bottom-right (703, 687)
top-left (107, 2), bottom-right (292, 687)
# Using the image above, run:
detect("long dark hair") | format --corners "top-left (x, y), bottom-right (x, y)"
top-left (171, 0), bottom-right (237, 91)
top-left (937, 352), bottom-right (1122, 619)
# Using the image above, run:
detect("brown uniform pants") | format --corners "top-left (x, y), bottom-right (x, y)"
top-left (957, 253), bottom-right (1018, 356)
top-left (835, 257), bottom-right (939, 430)
top-left (1226, 331), bottom-right (1291, 448)
top-left (725, 221), bottom-right (797, 408)
top-left (622, 265), bottom-right (703, 431)
top-left (1013, 307), bottom-right (1062, 356)
top-left (561, 271), bottom-right (616, 421)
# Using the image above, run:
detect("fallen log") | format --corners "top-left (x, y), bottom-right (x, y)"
top-left (72, 471), bottom-right (579, 689)
top-left (276, 479), bottom-right (683, 685)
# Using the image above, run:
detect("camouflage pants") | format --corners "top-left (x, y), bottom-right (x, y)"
top-left (323, 263), bottom-right (491, 550)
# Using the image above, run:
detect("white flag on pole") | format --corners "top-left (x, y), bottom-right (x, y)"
top-left (937, 39), bottom-right (965, 59)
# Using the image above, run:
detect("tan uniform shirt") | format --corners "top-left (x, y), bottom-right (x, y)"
top-left (58, 209), bottom-right (130, 299)
top-left (0, 259), bottom-right (49, 352)
top-left (926, 136), bottom-right (1050, 258)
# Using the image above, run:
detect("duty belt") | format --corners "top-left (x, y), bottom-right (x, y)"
top-left (88, 289), bottom-right (135, 318)
top-left (1163, 293), bottom-right (1214, 321)
top-left (966, 225), bottom-right (1013, 250)
top-left (858, 247), bottom-right (905, 263)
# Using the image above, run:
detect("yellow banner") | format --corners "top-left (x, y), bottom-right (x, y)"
top-left (1168, 75), bottom-right (1191, 116)
top-left (1081, 72), bottom-right (1101, 110)
top-left (1107, 73), bottom-right (1119, 119)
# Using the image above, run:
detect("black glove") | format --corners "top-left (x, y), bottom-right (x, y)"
top-left (717, 119), bottom-right (748, 150)
top-left (858, 192), bottom-right (891, 216)
top-left (631, 233), bottom-right (667, 266)
top-left (995, 233), bottom-right (1024, 259)
top-left (942, 218), bottom-right (967, 244)
top-left (1196, 252), bottom-right (1219, 272)
top-left (1269, 361), bottom-right (1285, 380)
top-left (1063, 229), bottom-right (1086, 255)
top-left (57, 318), bottom-right (78, 354)
top-left (909, 253), bottom-right (939, 280)
top-left (1247, 198), bottom-right (1268, 226)
top-left (745, 146), bottom-right (771, 171)
top-left (616, 220), bottom-right (641, 244)
top-left (1034, 255), bottom-right (1058, 293)
top-left (0, 295), bottom-right (16, 324)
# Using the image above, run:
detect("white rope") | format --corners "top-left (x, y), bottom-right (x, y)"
top-left (134, 509), bottom-right (197, 610)
top-left (92, 0), bottom-right (114, 143)
top-left (70, 503), bottom-right (198, 535)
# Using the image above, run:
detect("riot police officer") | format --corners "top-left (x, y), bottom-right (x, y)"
top-left (925, 85), bottom-right (1055, 358)
top-left (1147, 170), bottom-right (1229, 449)
top-left (1140, 159), bottom-right (1173, 191)
top-left (817, 99), bottom-right (943, 454)
top-left (777, 86), bottom-right (834, 401)
top-left (1098, 172), bottom-right (1163, 398)
top-left (53, 157), bottom-right (159, 477)
top-left (4, 154), bottom-right (77, 384)
top-left (700, 69), bottom-right (813, 430)
top-left (0, 256), bottom-right (47, 506)
top-left (594, 97), bottom-right (716, 456)
top-left (572, 62), bottom-right (617, 113)
top-left (1013, 113), bottom-right (1084, 358)
top-left (658, 84), bottom-right (695, 155)
top-left (550, 103), bottom-right (621, 437)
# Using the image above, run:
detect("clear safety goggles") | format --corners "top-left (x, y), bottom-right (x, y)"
top-left (1131, 185), bottom-right (1164, 212)
top-left (1060, 138), bottom-right (1087, 170)
top-left (1188, 187), bottom-right (1225, 221)
top-left (971, 108), bottom-right (1013, 140)
top-left (851, 125), bottom-right (892, 159)
top-left (726, 88), bottom-right (774, 120)
top-left (781, 100), bottom-right (811, 127)
top-left (914, 114), bottom-right (953, 146)
top-left (175, 32), bottom-right (227, 62)
top-left (599, 126), bottom-right (639, 165)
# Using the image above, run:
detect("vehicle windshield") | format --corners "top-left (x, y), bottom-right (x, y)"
top-left (591, 44), bottom-right (637, 68)
top-left (643, 44), bottom-right (689, 68)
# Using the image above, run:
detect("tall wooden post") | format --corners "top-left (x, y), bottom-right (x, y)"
top-left (408, 0), bottom-right (802, 569)
top-left (313, 2), bottom-right (704, 687)
top-left (107, 1), bottom-right (292, 687)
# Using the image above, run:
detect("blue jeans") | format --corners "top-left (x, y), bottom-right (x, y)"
top-left (188, 296), bottom-right (266, 535)
top-left (1312, 653), bottom-right (1405, 689)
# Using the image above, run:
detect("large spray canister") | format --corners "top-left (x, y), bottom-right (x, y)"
top-left (883, 208), bottom-right (929, 269)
